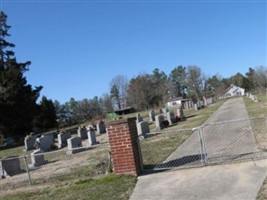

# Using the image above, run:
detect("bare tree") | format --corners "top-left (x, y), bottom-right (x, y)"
top-left (101, 93), bottom-right (113, 114)
top-left (186, 65), bottom-right (203, 100)
top-left (255, 66), bottom-right (267, 92)
top-left (110, 75), bottom-right (128, 109)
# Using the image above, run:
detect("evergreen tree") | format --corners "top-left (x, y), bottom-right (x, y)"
top-left (0, 12), bottom-right (42, 138)
top-left (33, 96), bottom-right (57, 132)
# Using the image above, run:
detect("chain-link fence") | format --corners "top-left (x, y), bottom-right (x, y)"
top-left (0, 144), bottom-right (111, 195)
top-left (140, 117), bottom-right (267, 171)
top-left (202, 117), bottom-right (267, 165)
top-left (139, 128), bottom-right (204, 171)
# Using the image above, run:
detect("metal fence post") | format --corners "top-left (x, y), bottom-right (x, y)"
top-left (195, 126), bottom-right (207, 166)
top-left (23, 156), bottom-right (32, 186)
top-left (200, 126), bottom-right (208, 165)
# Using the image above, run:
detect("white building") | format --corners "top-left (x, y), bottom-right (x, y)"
top-left (223, 84), bottom-right (245, 97)
top-left (166, 97), bottom-right (191, 109)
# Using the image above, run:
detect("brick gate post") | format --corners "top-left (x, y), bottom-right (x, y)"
top-left (107, 117), bottom-right (142, 176)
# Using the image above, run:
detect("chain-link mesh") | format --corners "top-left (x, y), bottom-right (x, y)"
top-left (140, 117), bottom-right (267, 171)
top-left (203, 117), bottom-right (267, 165)
top-left (0, 144), bottom-right (110, 196)
top-left (140, 129), bottom-right (203, 170)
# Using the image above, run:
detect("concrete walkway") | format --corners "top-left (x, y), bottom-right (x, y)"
top-left (130, 97), bottom-right (267, 200)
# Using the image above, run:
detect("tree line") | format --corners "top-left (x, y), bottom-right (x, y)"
top-left (0, 11), bottom-right (266, 139)
top-left (55, 65), bottom-right (266, 128)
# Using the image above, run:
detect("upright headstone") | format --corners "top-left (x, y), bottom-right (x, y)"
top-left (162, 108), bottom-right (169, 116)
top-left (177, 108), bottom-right (185, 121)
top-left (166, 111), bottom-right (176, 125)
top-left (194, 103), bottom-right (198, 111)
top-left (24, 133), bottom-right (38, 151)
top-left (149, 110), bottom-right (155, 122)
top-left (136, 121), bottom-right (150, 137)
top-left (96, 121), bottom-right (106, 134)
top-left (203, 97), bottom-right (207, 107)
top-left (67, 137), bottom-right (83, 154)
top-left (58, 131), bottom-right (71, 148)
top-left (36, 135), bottom-right (54, 152)
top-left (0, 156), bottom-right (21, 177)
top-left (77, 126), bottom-right (87, 139)
top-left (155, 114), bottom-right (165, 130)
top-left (87, 131), bottom-right (97, 146)
top-left (31, 149), bottom-right (45, 167)
top-left (136, 113), bottom-right (143, 123)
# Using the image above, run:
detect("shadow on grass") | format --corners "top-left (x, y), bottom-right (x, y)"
top-left (185, 115), bottom-right (197, 119)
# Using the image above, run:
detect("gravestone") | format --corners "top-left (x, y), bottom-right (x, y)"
top-left (183, 101), bottom-right (188, 109)
top-left (177, 108), bottom-right (185, 121)
top-left (166, 111), bottom-right (176, 125)
top-left (0, 156), bottom-right (21, 177)
top-left (58, 131), bottom-right (71, 148)
top-left (36, 135), bottom-right (54, 152)
top-left (87, 131), bottom-right (97, 146)
top-left (136, 113), bottom-right (143, 123)
top-left (162, 108), bottom-right (169, 116)
top-left (149, 110), bottom-right (155, 122)
top-left (190, 101), bottom-right (194, 108)
top-left (155, 114), bottom-right (165, 130)
top-left (24, 134), bottom-right (38, 151)
top-left (96, 121), bottom-right (106, 134)
top-left (77, 126), bottom-right (87, 139)
top-left (67, 137), bottom-right (83, 154)
top-left (31, 149), bottom-right (45, 167)
top-left (194, 103), bottom-right (198, 111)
top-left (137, 121), bottom-right (150, 137)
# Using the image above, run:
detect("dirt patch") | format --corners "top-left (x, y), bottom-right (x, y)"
top-left (0, 145), bottom-right (110, 196)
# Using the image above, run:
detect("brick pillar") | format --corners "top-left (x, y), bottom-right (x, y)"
top-left (107, 117), bottom-right (142, 176)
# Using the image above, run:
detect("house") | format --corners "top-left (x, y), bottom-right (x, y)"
top-left (222, 84), bottom-right (245, 97)
top-left (166, 97), bottom-right (192, 109)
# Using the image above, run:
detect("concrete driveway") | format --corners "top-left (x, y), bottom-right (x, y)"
top-left (130, 97), bottom-right (267, 200)
top-left (130, 159), bottom-right (267, 200)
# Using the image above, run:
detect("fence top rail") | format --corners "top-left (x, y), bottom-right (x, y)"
top-left (0, 143), bottom-right (110, 161)
top-left (149, 127), bottom-right (195, 135)
top-left (203, 116), bottom-right (267, 126)
top-left (145, 116), bottom-right (266, 137)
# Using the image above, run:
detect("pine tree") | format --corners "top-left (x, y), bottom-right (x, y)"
top-left (0, 11), bottom-right (42, 139)
top-left (32, 96), bottom-right (57, 132)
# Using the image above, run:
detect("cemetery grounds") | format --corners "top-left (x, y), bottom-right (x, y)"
top-left (0, 94), bottom-right (266, 200)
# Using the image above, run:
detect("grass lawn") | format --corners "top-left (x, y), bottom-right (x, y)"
top-left (1, 174), bottom-right (136, 200)
top-left (0, 98), bottom-right (228, 200)
top-left (140, 99), bottom-right (227, 169)
top-left (243, 93), bottom-right (267, 200)
top-left (0, 145), bottom-right (33, 158)
top-left (141, 130), bottom-right (192, 169)
top-left (243, 92), bottom-right (267, 118)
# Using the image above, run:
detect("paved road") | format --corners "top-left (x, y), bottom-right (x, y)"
top-left (130, 97), bottom-right (267, 200)
top-left (130, 159), bottom-right (267, 200)
top-left (204, 97), bottom-right (249, 123)
top-left (156, 97), bottom-right (261, 169)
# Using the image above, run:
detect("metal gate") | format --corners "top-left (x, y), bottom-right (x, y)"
top-left (139, 117), bottom-right (267, 171)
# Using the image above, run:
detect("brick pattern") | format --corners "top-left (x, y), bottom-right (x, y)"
top-left (107, 117), bottom-right (141, 176)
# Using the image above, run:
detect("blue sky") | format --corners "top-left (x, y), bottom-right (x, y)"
top-left (2, 0), bottom-right (266, 103)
